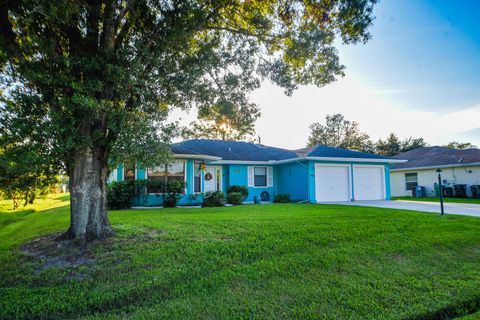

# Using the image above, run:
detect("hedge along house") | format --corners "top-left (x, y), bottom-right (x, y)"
top-left (108, 139), bottom-right (406, 206)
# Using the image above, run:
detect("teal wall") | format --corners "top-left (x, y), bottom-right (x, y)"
top-left (136, 164), bottom-right (146, 180)
top-left (276, 161), bottom-right (308, 202)
top-left (117, 164), bottom-right (123, 181)
top-left (308, 161), bottom-right (316, 203)
top-left (228, 164), bottom-right (277, 202)
top-left (186, 159), bottom-right (193, 194)
top-left (385, 164), bottom-right (391, 200)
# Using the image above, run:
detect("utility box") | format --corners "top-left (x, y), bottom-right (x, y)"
top-left (453, 184), bottom-right (467, 198)
top-left (471, 185), bottom-right (480, 199)
top-left (414, 186), bottom-right (426, 198)
top-left (443, 187), bottom-right (454, 198)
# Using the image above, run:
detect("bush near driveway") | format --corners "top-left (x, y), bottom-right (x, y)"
top-left (226, 185), bottom-right (248, 199)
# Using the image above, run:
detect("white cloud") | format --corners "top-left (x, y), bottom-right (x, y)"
top-left (249, 76), bottom-right (480, 149)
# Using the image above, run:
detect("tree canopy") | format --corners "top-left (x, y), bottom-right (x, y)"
top-left (375, 133), bottom-right (428, 156)
top-left (446, 141), bottom-right (477, 149)
top-left (182, 100), bottom-right (260, 141)
top-left (0, 0), bottom-right (378, 242)
top-left (307, 114), bottom-right (428, 156)
top-left (307, 113), bottom-right (374, 152)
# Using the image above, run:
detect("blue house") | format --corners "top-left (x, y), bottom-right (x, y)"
top-left (108, 139), bottom-right (405, 206)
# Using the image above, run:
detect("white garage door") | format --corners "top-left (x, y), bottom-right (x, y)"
top-left (315, 164), bottom-right (351, 202)
top-left (353, 166), bottom-right (384, 200)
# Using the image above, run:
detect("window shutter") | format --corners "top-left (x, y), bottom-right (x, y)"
top-left (267, 167), bottom-right (273, 187)
top-left (248, 166), bottom-right (254, 187)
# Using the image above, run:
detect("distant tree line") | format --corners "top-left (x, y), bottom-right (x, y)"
top-left (307, 113), bottom-right (475, 156)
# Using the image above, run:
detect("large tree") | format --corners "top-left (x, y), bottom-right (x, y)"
top-left (307, 113), bottom-right (374, 152)
top-left (1, 0), bottom-right (377, 242)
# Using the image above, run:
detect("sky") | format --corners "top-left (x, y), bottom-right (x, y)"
top-left (173, 0), bottom-right (480, 150)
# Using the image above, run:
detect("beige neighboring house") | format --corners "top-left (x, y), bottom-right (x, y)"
top-left (390, 146), bottom-right (480, 198)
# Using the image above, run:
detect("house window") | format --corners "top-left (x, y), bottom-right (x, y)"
top-left (405, 173), bottom-right (418, 191)
top-left (254, 167), bottom-right (267, 187)
top-left (124, 162), bottom-right (135, 181)
top-left (147, 161), bottom-right (185, 193)
top-left (194, 162), bottom-right (202, 193)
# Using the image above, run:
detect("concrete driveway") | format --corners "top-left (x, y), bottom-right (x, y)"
top-left (329, 200), bottom-right (480, 217)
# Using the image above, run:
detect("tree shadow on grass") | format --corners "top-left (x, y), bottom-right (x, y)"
top-left (54, 194), bottom-right (70, 202)
top-left (0, 209), bottom-right (36, 228)
top-left (407, 297), bottom-right (480, 320)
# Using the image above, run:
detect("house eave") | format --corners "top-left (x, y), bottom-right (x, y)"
top-left (210, 160), bottom-right (275, 165)
top-left (272, 157), bottom-right (407, 165)
top-left (391, 162), bottom-right (480, 172)
top-left (175, 155), bottom-right (406, 165)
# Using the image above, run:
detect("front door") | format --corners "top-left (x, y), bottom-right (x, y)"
top-left (204, 166), bottom-right (222, 192)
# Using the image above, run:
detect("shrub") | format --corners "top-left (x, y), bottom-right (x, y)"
top-left (162, 180), bottom-right (186, 208)
top-left (274, 194), bottom-right (290, 203)
top-left (203, 191), bottom-right (225, 207)
top-left (226, 185), bottom-right (248, 199)
top-left (163, 192), bottom-right (181, 208)
top-left (227, 191), bottom-right (244, 205)
top-left (107, 180), bottom-right (136, 209)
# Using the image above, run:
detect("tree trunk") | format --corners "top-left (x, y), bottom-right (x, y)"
top-left (62, 146), bottom-right (114, 243)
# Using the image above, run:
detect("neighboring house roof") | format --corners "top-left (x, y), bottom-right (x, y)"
top-left (171, 139), bottom-right (402, 163)
top-left (391, 146), bottom-right (480, 170)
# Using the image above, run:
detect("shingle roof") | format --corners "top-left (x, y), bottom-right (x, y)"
top-left (171, 139), bottom-right (297, 161)
top-left (172, 139), bottom-right (393, 162)
top-left (391, 146), bottom-right (480, 169)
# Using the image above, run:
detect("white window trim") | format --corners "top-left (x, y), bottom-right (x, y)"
top-left (108, 168), bottom-right (118, 183)
top-left (252, 166), bottom-right (272, 188)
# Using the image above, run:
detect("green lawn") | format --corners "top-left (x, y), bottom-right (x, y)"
top-left (2, 196), bottom-right (480, 319)
top-left (392, 196), bottom-right (480, 204)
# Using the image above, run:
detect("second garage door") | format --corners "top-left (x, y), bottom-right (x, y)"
top-left (315, 164), bottom-right (351, 202)
top-left (353, 165), bottom-right (385, 200)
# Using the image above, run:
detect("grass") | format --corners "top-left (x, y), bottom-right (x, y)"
top-left (392, 196), bottom-right (480, 204)
top-left (1, 196), bottom-right (480, 319)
